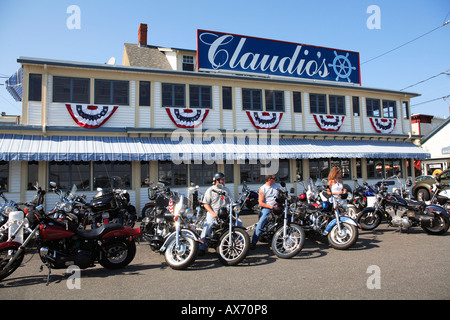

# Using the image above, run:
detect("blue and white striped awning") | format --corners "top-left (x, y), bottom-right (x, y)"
top-left (4, 68), bottom-right (23, 102)
top-left (0, 134), bottom-right (430, 162)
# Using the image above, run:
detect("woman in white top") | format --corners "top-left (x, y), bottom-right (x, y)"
top-left (328, 167), bottom-right (347, 197)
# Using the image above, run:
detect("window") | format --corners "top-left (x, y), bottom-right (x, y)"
top-left (329, 95), bottom-right (345, 115)
top-left (240, 160), bottom-right (265, 183)
top-left (190, 162), bottom-right (217, 185)
top-left (182, 55), bottom-right (195, 71)
top-left (366, 98), bottom-right (381, 117)
top-left (367, 159), bottom-right (401, 179)
top-left (94, 79), bottom-right (129, 105)
top-left (0, 162), bottom-right (8, 192)
top-left (382, 100), bottom-right (397, 118)
top-left (93, 161), bottom-right (131, 189)
top-left (224, 163), bottom-right (234, 183)
top-left (29, 74), bottom-right (42, 101)
top-left (265, 90), bottom-right (284, 112)
top-left (309, 158), bottom-right (351, 180)
top-left (309, 93), bottom-right (327, 114)
top-left (293, 92), bottom-right (302, 113)
top-left (331, 158), bottom-right (350, 179)
top-left (158, 161), bottom-right (187, 186)
top-left (27, 161), bottom-right (39, 190)
top-left (242, 88), bottom-right (262, 110)
top-left (403, 101), bottom-right (410, 119)
top-left (352, 96), bottom-right (360, 116)
top-left (139, 81), bottom-right (151, 106)
top-left (49, 161), bottom-right (90, 190)
top-left (189, 85), bottom-right (212, 108)
top-left (141, 161), bottom-right (150, 187)
top-left (222, 86), bottom-right (233, 110)
top-left (162, 83), bottom-right (185, 107)
top-left (53, 76), bottom-right (90, 103)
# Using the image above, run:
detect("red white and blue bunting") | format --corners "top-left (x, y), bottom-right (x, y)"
top-left (246, 111), bottom-right (283, 129)
top-left (65, 104), bottom-right (118, 129)
top-left (165, 108), bottom-right (209, 128)
top-left (313, 115), bottom-right (344, 131)
top-left (370, 118), bottom-right (396, 134)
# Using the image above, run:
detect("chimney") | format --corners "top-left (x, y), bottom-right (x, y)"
top-left (138, 23), bottom-right (147, 47)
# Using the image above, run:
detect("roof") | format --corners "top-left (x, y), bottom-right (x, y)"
top-left (16, 56), bottom-right (420, 97)
top-left (421, 116), bottom-right (450, 144)
top-left (123, 43), bottom-right (173, 69)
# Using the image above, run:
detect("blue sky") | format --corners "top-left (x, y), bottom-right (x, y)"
top-left (1, 0), bottom-right (449, 118)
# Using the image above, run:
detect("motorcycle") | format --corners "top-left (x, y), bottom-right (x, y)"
top-left (0, 187), bottom-right (141, 284)
top-left (357, 176), bottom-right (450, 235)
top-left (428, 176), bottom-right (450, 211)
top-left (48, 182), bottom-right (92, 230)
top-left (195, 187), bottom-right (250, 265)
top-left (293, 178), bottom-right (360, 250)
top-left (90, 187), bottom-right (137, 228)
top-left (237, 182), bottom-right (259, 213)
top-left (0, 192), bottom-right (22, 242)
top-left (248, 182), bottom-right (305, 258)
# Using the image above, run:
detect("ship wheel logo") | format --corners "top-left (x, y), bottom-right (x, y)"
top-left (328, 51), bottom-right (356, 82)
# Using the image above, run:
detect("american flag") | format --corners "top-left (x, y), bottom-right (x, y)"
top-left (168, 198), bottom-right (174, 214)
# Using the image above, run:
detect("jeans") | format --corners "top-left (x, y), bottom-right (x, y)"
top-left (252, 208), bottom-right (271, 244)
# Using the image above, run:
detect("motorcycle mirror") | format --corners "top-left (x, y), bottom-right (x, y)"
top-left (296, 174), bottom-right (302, 181)
top-left (280, 181), bottom-right (286, 187)
top-left (435, 175), bottom-right (442, 182)
top-left (49, 181), bottom-right (57, 188)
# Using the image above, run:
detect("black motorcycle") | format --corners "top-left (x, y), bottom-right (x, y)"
top-left (90, 187), bottom-right (137, 227)
top-left (357, 177), bottom-right (450, 235)
top-left (238, 182), bottom-right (259, 213)
top-left (248, 182), bottom-right (305, 258)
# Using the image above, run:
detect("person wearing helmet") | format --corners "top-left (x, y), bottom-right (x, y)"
top-left (199, 172), bottom-right (231, 256)
top-left (250, 174), bottom-right (280, 249)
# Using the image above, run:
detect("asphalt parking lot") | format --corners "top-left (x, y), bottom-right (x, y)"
top-left (0, 213), bottom-right (449, 302)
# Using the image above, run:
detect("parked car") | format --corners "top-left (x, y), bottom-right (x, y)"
top-left (412, 169), bottom-right (450, 200)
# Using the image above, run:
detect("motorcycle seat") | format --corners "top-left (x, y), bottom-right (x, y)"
top-left (405, 199), bottom-right (426, 210)
top-left (77, 223), bottom-right (124, 240)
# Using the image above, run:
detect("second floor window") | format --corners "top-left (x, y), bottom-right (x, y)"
top-left (265, 90), bottom-right (284, 112)
top-left (53, 76), bottom-right (89, 103)
top-left (309, 93), bottom-right (327, 114)
top-left (189, 85), bottom-right (211, 108)
top-left (95, 79), bottom-right (129, 105)
top-left (242, 88), bottom-right (262, 110)
top-left (162, 83), bottom-right (185, 107)
top-left (366, 98), bottom-right (381, 117)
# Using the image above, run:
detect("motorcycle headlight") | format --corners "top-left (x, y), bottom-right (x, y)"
top-left (3, 205), bottom-right (14, 215)
top-left (63, 203), bottom-right (73, 213)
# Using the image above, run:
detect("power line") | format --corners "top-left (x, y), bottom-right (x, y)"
top-left (400, 69), bottom-right (450, 91)
top-left (361, 20), bottom-right (450, 65)
top-left (411, 94), bottom-right (450, 108)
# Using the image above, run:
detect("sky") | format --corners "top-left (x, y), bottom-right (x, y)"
top-left (0, 0), bottom-right (449, 118)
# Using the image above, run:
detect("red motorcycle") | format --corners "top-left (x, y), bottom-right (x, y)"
top-left (0, 188), bottom-right (141, 284)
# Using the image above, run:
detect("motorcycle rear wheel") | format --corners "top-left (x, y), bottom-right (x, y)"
top-left (0, 247), bottom-right (25, 281)
top-left (328, 223), bottom-right (358, 250)
top-left (99, 240), bottom-right (136, 269)
top-left (271, 223), bottom-right (305, 259)
top-left (217, 229), bottom-right (250, 266)
top-left (422, 215), bottom-right (450, 235)
top-left (164, 235), bottom-right (199, 270)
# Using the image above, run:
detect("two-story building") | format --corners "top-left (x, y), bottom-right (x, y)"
top-left (1, 23), bottom-right (429, 213)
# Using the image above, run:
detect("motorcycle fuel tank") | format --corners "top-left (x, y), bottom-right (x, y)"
top-left (40, 224), bottom-right (75, 240)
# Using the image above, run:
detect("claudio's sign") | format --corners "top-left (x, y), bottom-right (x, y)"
top-left (197, 30), bottom-right (361, 85)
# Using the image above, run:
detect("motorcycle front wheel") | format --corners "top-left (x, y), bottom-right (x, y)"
top-left (99, 240), bottom-right (136, 269)
top-left (0, 247), bottom-right (25, 281)
top-left (271, 223), bottom-right (305, 258)
top-left (217, 229), bottom-right (250, 266)
top-left (328, 223), bottom-right (358, 250)
top-left (164, 235), bottom-right (199, 270)
top-left (357, 209), bottom-right (382, 230)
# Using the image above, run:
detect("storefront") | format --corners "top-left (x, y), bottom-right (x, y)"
top-left (1, 24), bottom-right (429, 214)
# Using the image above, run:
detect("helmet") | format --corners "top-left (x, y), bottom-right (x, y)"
top-left (321, 201), bottom-right (332, 212)
top-left (213, 172), bottom-right (225, 182)
top-left (272, 203), bottom-right (283, 215)
top-left (218, 207), bottom-right (228, 219)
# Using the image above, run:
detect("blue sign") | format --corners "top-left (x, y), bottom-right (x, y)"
top-left (197, 30), bottom-right (361, 85)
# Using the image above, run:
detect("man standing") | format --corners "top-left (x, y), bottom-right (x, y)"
top-left (251, 174), bottom-right (280, 249)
